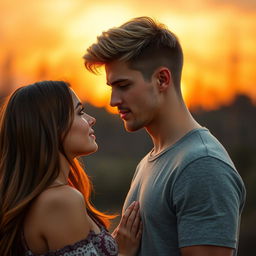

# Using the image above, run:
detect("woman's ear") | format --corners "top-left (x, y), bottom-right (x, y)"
top-left (155, 67), bottom-right (171, 92)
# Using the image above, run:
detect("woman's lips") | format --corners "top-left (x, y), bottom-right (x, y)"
top-left (89, 130), bottom-right (96, 139)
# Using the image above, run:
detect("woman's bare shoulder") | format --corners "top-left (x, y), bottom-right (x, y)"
top-left (31, 185), bottom-right (88, 227)
top-left (27, 185), bottom-right (91, 250)
top-left (36, 185), bottom-right (86, 211)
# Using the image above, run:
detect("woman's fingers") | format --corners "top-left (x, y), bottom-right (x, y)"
top-left (131, 205), bottom-right (141, 235)
top-left (120, 201), bottom-right (136, 228)
top-left (136, 222), bottom-right (143, 240)
top-left (113, 201), bottom-right (142, 256)
top-left (120, 201), bottom-right (141, 236)
top-left (125, 201), bottom-right (139, 231)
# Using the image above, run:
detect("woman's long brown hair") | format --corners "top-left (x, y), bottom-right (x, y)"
top-left (0, 81), bottom-right (114, 256)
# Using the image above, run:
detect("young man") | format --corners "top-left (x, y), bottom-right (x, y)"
top-left (83, 17), bottom-right (246, 256)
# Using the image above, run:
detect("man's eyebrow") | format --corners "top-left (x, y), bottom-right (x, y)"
top-left (107, 78), bottom-right (129, 86)
top-left (75, 102), bottom-right (82, 109)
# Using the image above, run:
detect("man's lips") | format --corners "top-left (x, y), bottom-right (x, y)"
top-left (118, 109), bottom-right (131, 119)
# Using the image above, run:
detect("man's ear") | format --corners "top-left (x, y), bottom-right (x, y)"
top-left (155, 67), bottom-right (171, 92)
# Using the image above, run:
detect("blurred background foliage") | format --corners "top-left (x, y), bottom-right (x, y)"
top-left (80, 95), bottom-right (255, 256)
top-left (0, 84), bottom-right (255, 256)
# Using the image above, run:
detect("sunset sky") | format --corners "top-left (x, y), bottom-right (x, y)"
top-left (0, 0), bottom-right (255, 111)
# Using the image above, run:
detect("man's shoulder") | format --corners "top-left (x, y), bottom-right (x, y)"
top-left (173, 128), bottom-right (235, 169)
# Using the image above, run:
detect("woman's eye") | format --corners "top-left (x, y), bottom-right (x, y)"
top-left (79, 108), bottom-right (85, 115)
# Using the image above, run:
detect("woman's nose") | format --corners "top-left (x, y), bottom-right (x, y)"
top-left (88, 115), bottom-right (96, 126)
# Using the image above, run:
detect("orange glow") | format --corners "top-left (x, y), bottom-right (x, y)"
top-left (0, 0), bottom-right (255, 111)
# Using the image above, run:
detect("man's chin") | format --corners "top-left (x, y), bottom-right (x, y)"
top-left (124, 122), bottom-right (142, 132)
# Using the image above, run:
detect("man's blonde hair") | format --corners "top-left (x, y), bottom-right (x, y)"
top-left (83, 16), bottom-right (183, 93)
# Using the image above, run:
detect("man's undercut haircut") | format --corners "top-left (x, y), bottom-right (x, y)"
top-left (83, 16), bottom-right (184, 95)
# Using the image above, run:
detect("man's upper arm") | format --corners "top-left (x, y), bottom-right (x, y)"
top-left (173, 156), bottom-right (245, 252)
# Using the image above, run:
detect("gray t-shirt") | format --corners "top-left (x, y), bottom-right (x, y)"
top-left (123, 128), bottom-right (246, 256)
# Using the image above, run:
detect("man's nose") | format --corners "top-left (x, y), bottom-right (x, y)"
top-left (110, 90), bottom-right (122, 107)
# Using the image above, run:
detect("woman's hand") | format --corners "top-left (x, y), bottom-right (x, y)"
top-left (112, 201), bottom-right (142, 256)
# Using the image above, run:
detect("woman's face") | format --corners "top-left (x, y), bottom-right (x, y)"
top-left (63, 89), bottom-right (98, 159)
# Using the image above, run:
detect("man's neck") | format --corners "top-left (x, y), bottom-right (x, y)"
top-left (146, 102), bottom-right (201, 156)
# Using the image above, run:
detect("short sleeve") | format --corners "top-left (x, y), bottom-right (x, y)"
top-left (172, 156), bottom-right (246, 249)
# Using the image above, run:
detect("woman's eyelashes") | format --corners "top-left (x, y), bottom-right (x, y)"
top-left (78, 107), bottom-right (85, 116)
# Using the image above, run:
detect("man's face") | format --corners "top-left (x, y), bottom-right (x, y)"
top-left (105, 61), bottom-right (160, 132)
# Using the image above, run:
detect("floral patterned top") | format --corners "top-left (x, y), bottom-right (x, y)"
top-left (23, 225), bottom-right (118, 256)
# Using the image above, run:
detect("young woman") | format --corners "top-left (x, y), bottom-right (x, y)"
top-left (0, 81), bottom-right (142, 256)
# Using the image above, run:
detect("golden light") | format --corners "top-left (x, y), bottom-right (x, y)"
top-left (0, 0), bottom-right (255, 111)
